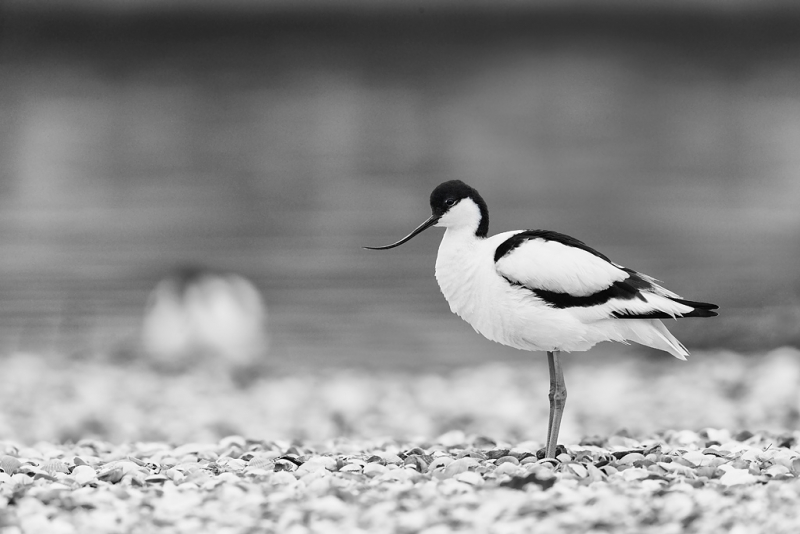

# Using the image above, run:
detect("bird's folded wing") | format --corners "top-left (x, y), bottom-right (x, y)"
top-left (495, 233), bottom-right (629, 297)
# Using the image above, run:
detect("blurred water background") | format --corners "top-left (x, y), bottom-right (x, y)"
top-left (1, 0), bottom-right (799, 372)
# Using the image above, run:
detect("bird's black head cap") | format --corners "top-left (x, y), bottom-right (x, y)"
top-left (429, 180), bottom-right (489, 237)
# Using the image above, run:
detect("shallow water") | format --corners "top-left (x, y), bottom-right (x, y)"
top-left (0, 7), bottom-right (798, 367)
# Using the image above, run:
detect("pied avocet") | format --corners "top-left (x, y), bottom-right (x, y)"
top-left (366, 180), bottom-right (718, 459)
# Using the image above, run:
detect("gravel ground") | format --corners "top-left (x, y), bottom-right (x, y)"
top-left (1, 347), bottom-right (799, 532)
top-left (1, 431), bottom-right (799, 533)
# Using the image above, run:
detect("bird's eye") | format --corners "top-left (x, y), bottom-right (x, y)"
top-left (444, 198), bottom-right (456, 207)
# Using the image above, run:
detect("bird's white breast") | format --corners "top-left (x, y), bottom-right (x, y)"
top-left (433, 229), bottom-right (617, 353)
top-left (434, 229), bottom-right (549, 350)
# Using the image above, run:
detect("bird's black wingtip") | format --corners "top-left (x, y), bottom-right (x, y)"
top-left (671, 298), bottom-right (719, 312)
top-left (679, 299), bottom-right (719, 318)
top-left (692, 309), bottom-right (719, 318)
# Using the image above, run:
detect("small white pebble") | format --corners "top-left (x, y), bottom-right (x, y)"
top-left (216, 458), bottom-right (246, 472)
top-left (71, 465), bottom-right (97, 485)
top-left (763, 464), bottom-right (790, 477)
top-left (585, 464), bottom-right (606, 481)
top-left (115, 461), bottom-right (144, 475)
top-left (454, 471), bottom-right (484, 486)
top-left (620, 467), bottom-right (650, 481)
top-left (658, 462), bottom-right (695, 476)
top-left (564, 463), bottom-right (588, 478)
top-left (427, 457), bottom-right (453, 472)
top-left (703, 456), bottom-right (726, 468)
top-left (338, 463), bottom-right (362, 473)
top-left (617, 453), bottom-right (645, 465)
top-left (740, 449), bottom-right (763, 462)
top-left (376, 452), bottom-right (403, 465)
top-left (681, 451), bottom-right (707, 465)
top-left (298, 456), bottom-right (336, 472)
top-left (771, 451), bottom-right (799, 470)
top-left (443, 458), bottom-right (478, 478)
top-left (719, 468), bottom-right (758, 486)
top-left (363, 463), bottom-right (387, 477)
top-left (164, 469), bottom-right (185, 483)
top-left (494, 462), bottom-right (521, 477)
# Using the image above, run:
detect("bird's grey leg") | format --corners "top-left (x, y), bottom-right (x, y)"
top-left (545, 350), bottom-right (567, 459)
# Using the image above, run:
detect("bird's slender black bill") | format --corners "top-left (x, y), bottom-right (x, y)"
top-left (363, 215), bottom-right (439, 250)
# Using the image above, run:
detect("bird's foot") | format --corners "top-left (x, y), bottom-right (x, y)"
top-left (536, 444), bottom-right (569, 462)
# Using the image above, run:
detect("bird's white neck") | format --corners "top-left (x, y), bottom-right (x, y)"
top-left (438, 224), bottom-right (484, 262)
top-left (434, 199), bottom-right (486, 238)
top-left (435, 226), bottom-right (485, 320)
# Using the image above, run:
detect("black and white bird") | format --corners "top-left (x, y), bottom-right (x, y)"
top-left (141, 265), bottom-right (269, 378)
top-left (365, 180), bottom-right (718, 459)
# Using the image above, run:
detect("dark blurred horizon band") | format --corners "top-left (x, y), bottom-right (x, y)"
top-left (5, 0), bottom-right (800, 12)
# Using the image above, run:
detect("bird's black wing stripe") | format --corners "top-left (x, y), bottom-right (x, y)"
top-left (503, 276), bottom-right (646, 309)
top-left (611, 295), bottom-right (719, 319)
top-left (506, 273), bottom-right (721, 317)
top-left (494, 230), bottom-right (613, 264)
top-left (620, 267), bottom-right (655, 291)
top-left (612, 310), bottom-right (678, 319)
top-left (612, 307), bottom-right (718, 319)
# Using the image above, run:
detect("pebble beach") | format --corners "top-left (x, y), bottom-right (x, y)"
top-left (1, 348), bottom-right (799, 532)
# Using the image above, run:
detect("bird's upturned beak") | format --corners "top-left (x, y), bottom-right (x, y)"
top-left (363, 214), bottom-right (439, 250)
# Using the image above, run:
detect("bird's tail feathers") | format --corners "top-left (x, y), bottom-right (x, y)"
top-left (620, 319), bottom-right (689, 360)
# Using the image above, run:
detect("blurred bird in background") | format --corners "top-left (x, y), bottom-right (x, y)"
top-left (141, 266), bottom-right (269, 380)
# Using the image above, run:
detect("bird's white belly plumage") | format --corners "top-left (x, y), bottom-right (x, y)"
top-left (434, 229), bottom-right (615, 353)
